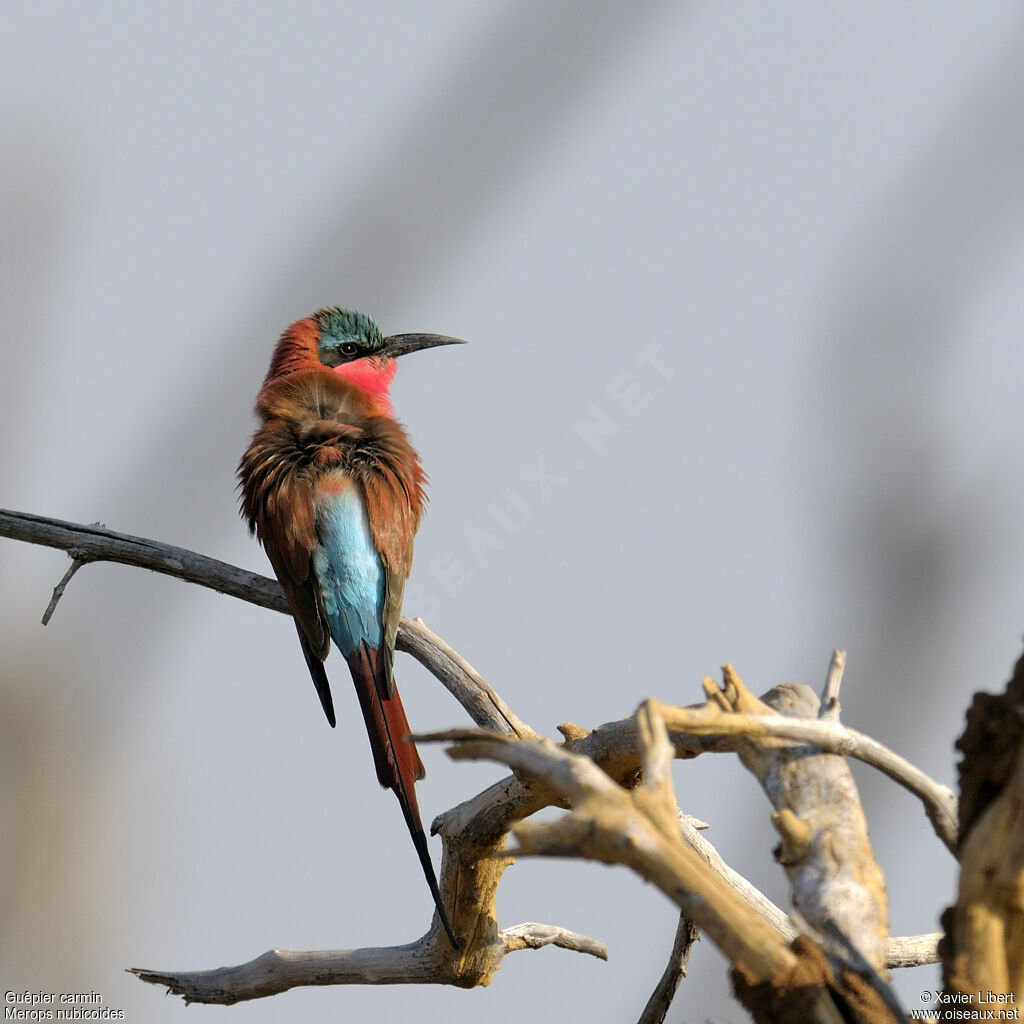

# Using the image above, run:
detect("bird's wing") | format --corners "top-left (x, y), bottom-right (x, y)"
top-left (263, 536), bottom-right (336, 727)
top-left (360, 468), bottom-right (418, 698)
top-left (239, 416), bottom-right (336, 724)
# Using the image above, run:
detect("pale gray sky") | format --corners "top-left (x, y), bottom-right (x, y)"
top-left (3, 2), bottom-right (1023, 1020)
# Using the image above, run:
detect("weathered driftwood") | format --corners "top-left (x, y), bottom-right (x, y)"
top-left (0, 509), bottom-right (951, 1019)
top-left (662, 672), bottom-right (890, 976)
top-left (425, 706), bottom-right (802, 981)
top-left (130, 921), bottom-right (607, 1005)
top-left (652, 684), bottom-right (958, 855)
top-left (637, 911), bottom-right (700, 1024)
top-left (428, 702), bottom-right (905, 1023)
top-left (0, 510), bottom-right (530, 737)
top-left (941, 650), bottom-right (1024, 1008)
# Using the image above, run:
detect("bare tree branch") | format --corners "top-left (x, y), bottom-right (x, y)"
top-left (427, 714), bottom-right (803, 984)
top-left (500, 923), bottom-right (607, 960)
top-left (687, 673), bottom-right (891, 977)
top-left (0, 507), bottom-right (948, 1018)
top-left (637, 913), bottom-right (700, 1024)
top-left (429, 707), bottom-right (899, 1023)
top-left (819, 648), bottom-right (846, 721)
top-left (399, 617), bottom-right (537, 739)
top-left (0, 508), bottom-right (522, 735)
top-left (888, 933), bottom-right (940, 968)
top-left (676, 809), bottom-right (796, 943)
top-left (127, 921), bottom-right (606, 1005)
top-left (130, 942), bottom-right (461, 1005)
top-left (656, 682), bottom-right (959, 854)
top-left (40, 555), bottom-right (86, 625)
top-left (0, 507), bottom-right (287, 614)
top-left (943, 650), bottom-right (1024, 1006)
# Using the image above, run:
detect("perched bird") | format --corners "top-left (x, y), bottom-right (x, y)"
top-left (238, 307), bottom-right (464, 946)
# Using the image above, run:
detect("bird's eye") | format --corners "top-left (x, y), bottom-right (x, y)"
top-left (339, 342), bottom-right (360, 356)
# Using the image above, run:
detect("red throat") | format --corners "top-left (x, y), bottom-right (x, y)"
top-left (333, 356), bottom-right (397, 415)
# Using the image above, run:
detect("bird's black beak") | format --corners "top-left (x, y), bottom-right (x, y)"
top-left (378, 333), bottom-right (466, 359)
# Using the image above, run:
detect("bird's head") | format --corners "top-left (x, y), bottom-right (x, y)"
top-left (264, 306), bottom-right (465, 412)
top-left (313, 306), bottom-right (464, 367)
top-left (313, 307), bottom-right (385, 367)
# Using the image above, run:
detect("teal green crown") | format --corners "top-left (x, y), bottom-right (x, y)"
top-left (314, 307), bottom-right (382, 346)
top-left (313, 307), bottom-right (383, 365)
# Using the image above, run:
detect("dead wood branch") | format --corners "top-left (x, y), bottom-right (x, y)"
top-left (0, 508), bottom-right (528, 736)
top-left (428, 705), bottom-right (802, 983)
top-left (651, 673), bottom-right (958, 854)
top-left (942, 649), bottom-right (1024, 1008)
top-left (668, 672), bottom-right (890, 976)
top-left (130, 942), bottom-right (468, 1004)
top-left (887, 932), bottom-right (940, 968)
top-left (819, 648), bottom-right (845, 721)
top-left (128, 922), bottom-right (605, 1005)
top-left (500, 923), bottom-right (607, 959)
top-left (429, 704), bottom-right (909, 1023)
top-left (637, 913), bottom-right (700, 1024)
top-left (0, 508), bottom-right (946, 1017)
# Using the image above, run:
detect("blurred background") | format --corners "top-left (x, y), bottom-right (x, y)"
top-left (2, 2), bottom-right (1023, 1020)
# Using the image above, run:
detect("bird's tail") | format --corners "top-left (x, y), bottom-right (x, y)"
top-left (346, 642), bottom-right (459, 948)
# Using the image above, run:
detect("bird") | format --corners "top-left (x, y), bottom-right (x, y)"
top-left (238, 306), bottom-right (464, 947)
